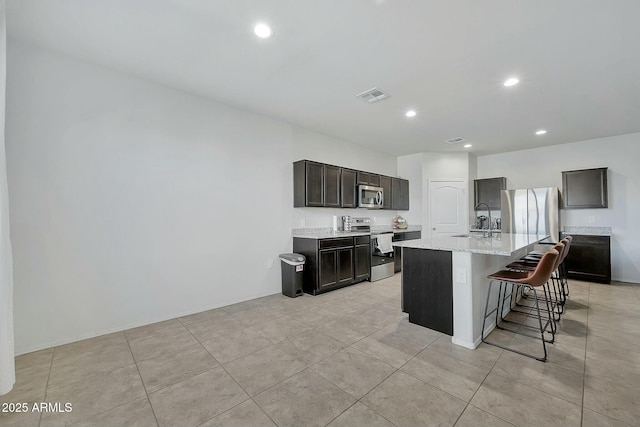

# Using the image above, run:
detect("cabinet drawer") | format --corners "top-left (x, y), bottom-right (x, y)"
top-left (403, 231), bottom-right (422, 240)
top-left (319, 237), bottom-right (354, 249)
top-left (355, 236), bottom-right (370, 245)
top-left (393, 231), bottom-right (421, 241)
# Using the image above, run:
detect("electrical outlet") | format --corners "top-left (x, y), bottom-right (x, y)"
top-left (300, 219), bottom-right (306, 227)
top-left (266, 258), bottom-right (274, 269)
top-left (588, 216), bottom-right (595, 224)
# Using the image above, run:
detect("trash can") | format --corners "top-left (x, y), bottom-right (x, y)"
top-left (279, 253), bottom-right (305, 298)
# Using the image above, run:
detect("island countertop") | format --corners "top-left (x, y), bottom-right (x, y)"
top-left (392, 233), bottom-right (549, 256)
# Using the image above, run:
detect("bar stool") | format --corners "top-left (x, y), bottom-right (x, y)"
top-left (481, 249), bottom-right (559, 361)
top-left (559, 235), bottom-right (573, 298)
top-left (506, 241), bottom-right (567, 319)
top-left (514, 236), bottom-right (573, 306)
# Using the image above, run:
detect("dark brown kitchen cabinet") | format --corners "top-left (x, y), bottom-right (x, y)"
top-left (337, 248), bottom-right (354, 285)
top-left (354, 236), bottom-right (371, 281)
top-left (318, 250), bottom-right (337, 288)
top-left (294, 160), bottom-right (409, 210)
top-left (294, 160), bottom-right (323, 207)
top-left (380, 175), bottom-right (392, 209)
top-left (324, 165), bottom-right (341, 208)
top-left (340, 168), bottom-right (357, 208)
top-left (393, 231), bottom-right (422, 272)
top-left (293, 235), bottom-right (370, 295)
top-left (391, 178), bottom-right (409, 210)
top-left (293, 160), bottom-right (342, 208)
top-left (319, 247), bottom-right (352, 289)
top-left (474, 177), bottom-right (506, 210)
top-left (562, 233), bottom-right (611, 283)
top-left (562, 167), bottom-right (608, 209)
top-left (357, 171), bottom-right (380, 187)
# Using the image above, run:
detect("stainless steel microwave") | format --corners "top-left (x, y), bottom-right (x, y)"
top-left (358, 185), bottom-right (384, 209)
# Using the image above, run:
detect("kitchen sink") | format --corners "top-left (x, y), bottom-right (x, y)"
top-left (451, 232), bottom-right (489, 238)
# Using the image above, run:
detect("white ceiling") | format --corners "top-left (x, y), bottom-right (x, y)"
top-left (6, 0), bottom-right (640, 156)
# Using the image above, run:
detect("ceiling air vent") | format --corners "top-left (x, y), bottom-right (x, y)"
top-left (356, 87), bottom-right (390, 103)
top-left (445, 137), bottom-right (466, 144)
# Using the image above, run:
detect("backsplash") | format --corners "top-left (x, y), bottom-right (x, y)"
top-left (292, 207), bottom-right (399, 228)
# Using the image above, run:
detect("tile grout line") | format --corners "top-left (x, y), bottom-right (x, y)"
top-left (177, 316), bottom-right (281, 427)
top-left (449, 348), bottom-right (510, 427)
top-left (580, 283), bottom-right (591, 427)
top-left (37, 346), bottom-right (56, 427)
top-left (122, 331), bottom-right (161, 427)
top-left (221, 305), bottom-right (395, 425)
top-left (200, 296), bottom-right (400, 426)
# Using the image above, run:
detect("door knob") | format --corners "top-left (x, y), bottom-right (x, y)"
top-left (432, 227), bottom-right (436, 230)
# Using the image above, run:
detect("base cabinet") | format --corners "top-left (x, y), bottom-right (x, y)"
top-left (393, 231), bottom-right (422, 273)
top-left (294, 236), bottom-right (370, 295)
top-left (562, 234), bottom-right (611, 284)
top-left (354, 243), bottom-right (371, 281)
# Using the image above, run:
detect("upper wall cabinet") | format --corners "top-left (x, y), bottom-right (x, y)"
top-left (340, 168), bottom-right (358, 208)
top-left (324, 165), bottom-right (341, 208)
top-left (294, 160), bottom-right (355, 208)
top-left (357, 171), bottom-right (381, 187)
top-left (293, 160), bottom-right (410, 210)
top-left (391, 177), bottom-right (410, 210)
top-left (294, 160), bottom-right (324, 207)
top-left (474, 177), bottom-right (506, 210)
top-left (562, 167), bottom-right (608, 209)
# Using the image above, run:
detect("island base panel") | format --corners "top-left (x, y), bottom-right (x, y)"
top-left (402, 248), bottom-right (453, 335)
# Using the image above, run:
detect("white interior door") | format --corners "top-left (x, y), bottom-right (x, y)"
top-left (428, 180), bottom-right (467, 237)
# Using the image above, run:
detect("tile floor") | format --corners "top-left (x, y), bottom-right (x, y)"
top-left (1, 275), bottom-right (639, 427)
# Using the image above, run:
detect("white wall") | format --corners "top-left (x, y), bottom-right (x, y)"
top-left (4, 40), bottom-right (399, 354)
top-left (477, 133), bottom-right (640, 282)
top-left (291, 127), bottom-right (398, 228)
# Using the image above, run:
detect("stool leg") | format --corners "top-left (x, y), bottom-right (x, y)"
top-left (530, 286), bottom-right (549, 361)
top-left (482, 282), bottom-right (548, 362)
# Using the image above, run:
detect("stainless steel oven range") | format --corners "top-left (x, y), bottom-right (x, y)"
top-left (370, 231), bottom-right (394, 281)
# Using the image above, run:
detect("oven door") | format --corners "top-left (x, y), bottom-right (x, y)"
top-left (370, 233), bottom-right (394, 281)
top-left (358, 185), bottom-right (383, 208)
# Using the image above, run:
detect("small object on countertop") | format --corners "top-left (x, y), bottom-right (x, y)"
top-left (332, 215), bottom-right (338, 232)
top-left (393, 216), bottom-right (408, 229)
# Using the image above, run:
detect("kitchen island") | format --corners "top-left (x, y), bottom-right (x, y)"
top-left (393, 233), bottom-right (548, 349)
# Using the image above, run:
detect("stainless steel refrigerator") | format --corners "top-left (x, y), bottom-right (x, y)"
top-left (500, 187), bottom-right (560, 242)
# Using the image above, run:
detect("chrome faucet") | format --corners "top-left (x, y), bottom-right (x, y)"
top-left (474, 202), bottom-right (493, 237)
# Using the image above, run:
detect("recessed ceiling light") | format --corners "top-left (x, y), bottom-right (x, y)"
top-left (503, 77), bottom-right (519, 87)
top-left (405, 110), bottom-right (417, 118)
top-left (535, 130), bottom-right (547, 135)
top-left (463, 144), bottom-right (472, 148)
top-left (254, 23), bottom-right (273, 39)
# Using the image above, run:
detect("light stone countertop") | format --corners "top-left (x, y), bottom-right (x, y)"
top-left (392, 233), bottom-right (549, 256)
top-left (292, 230), bottom-right (372, 239)
top-left (292, 225), bottom-right (422, 239)
top-left (562, 226), bottom-right (612, 236)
